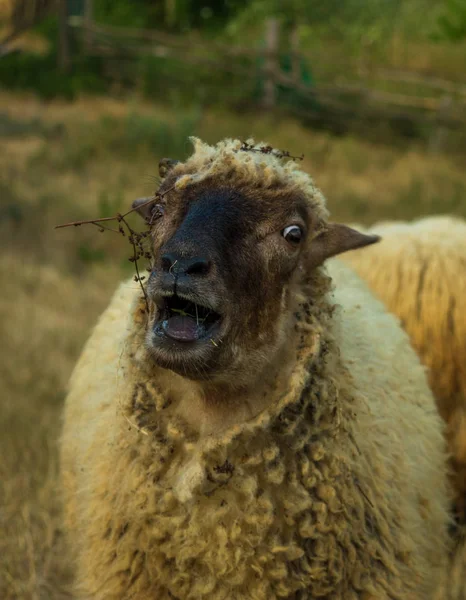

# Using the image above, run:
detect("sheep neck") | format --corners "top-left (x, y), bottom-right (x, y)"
top-left (125, 267), bottom-right (341, 445)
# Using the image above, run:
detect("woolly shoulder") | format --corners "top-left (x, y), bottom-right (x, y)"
top-left (326, 257), bottom-right (447, 486)
top-left (63, 278), bottom-right (142, 422)
top-left (327, 260), bottom-right (438, 410)
top-left (327, 260), bottom-right (450, 554)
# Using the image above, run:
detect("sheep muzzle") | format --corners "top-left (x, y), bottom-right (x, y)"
top-left (154, 292), bottom-right (223, 343)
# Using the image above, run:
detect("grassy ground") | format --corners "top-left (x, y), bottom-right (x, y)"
top-left (1, 90), bottom-right (466, 598)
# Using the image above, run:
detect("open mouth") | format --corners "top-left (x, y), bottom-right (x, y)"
top-left (156, 294), bottom-right (222, 343)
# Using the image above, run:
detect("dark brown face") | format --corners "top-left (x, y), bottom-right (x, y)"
top-left (143, 182), bottom-right (312, 383)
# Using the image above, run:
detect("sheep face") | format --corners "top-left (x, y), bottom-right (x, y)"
top-left (143, 182), bottom-right (313, 384)
top-left (134, 145), bottom-right (379, 386)
top-left (133, 145), bottom-right (378, 387)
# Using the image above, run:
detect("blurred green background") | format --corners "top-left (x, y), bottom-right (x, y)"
top-left (1, 1), bottom-right (466, 597)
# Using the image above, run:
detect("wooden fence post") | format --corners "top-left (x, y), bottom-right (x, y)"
top-left (58, 0), bottom-right (70, 72)
top-left (429, 95), bottom-right (453, 154)
top-left (83, 0), bottom-right (94, 52)
top-left (262, 17), bottom-right (279, 109)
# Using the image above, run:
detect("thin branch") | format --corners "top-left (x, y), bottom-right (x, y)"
top-left (118, 213), bottom-right (149, 311)
top-left (55, 216), bottom-right (118, 229)
top-left (239, 141), bottom-right (304, 161)
top-left (120, 185), bottom-right (175, 219)
top-left (55, 186), bottom-right (176, 232)
top-left (91, 222), bottom-right (122, 234)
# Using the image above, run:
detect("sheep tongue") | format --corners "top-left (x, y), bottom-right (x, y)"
top-left (163, 315), bottom-right (203, 342)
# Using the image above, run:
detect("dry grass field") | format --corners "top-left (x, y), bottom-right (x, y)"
top-left (1, 90), bottom-right (466, 598)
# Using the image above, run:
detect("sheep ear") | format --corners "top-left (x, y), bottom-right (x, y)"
top-left (307, 223), bottom-right (380, 269)
top-left (159, 158), bottom-right (179, 178)
top-left (131, 196), bottom-right (155, 220)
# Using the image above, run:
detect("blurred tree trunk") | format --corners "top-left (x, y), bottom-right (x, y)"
top-left (165, 0), bottom-right (177, 28)
top-left (83, 0), bottom-right (93, 52)
top-left (2, 0), bottom-right (56, 46)
top-left (58, 0), bottom-right (70, 72)
top-left (290, 21), bottom-right (300, 83)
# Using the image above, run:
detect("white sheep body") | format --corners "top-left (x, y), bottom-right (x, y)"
top-left (61, 259), bottom-right (452, 599)
top-left (338, 215), bottom-right (466, 517)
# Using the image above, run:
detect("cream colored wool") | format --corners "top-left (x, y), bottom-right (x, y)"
top-left (61, 139), bottom-right (453, 599)
top-left (338, 215), bottom-right (466, 516)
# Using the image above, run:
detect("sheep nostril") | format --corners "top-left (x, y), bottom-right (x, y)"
top-left (160, 253), bottom-right (211, 276)
top-left (161, 253), bottom-right (178, 273)
top-left (185, 257), bottom-right (211, 276)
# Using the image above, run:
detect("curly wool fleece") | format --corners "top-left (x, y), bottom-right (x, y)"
top-left (339, 216), bottom-right (466, 521)
top-left (61, 139), bottom-right (452, 599)
top-left (339, 215), bottom-right (466, 416)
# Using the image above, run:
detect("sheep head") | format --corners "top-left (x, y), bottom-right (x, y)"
top-left (134, 138), bottom-right (379, 386)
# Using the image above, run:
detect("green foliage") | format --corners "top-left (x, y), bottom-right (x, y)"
top-left (227, 0), bottom-right (337, 29)
top-left (435, 0), bottom-right (466, 41)
top-left (139, 54), bottom-right (257, 109)
top-left (98, 109), bottom-right (201, 158)
top-left (94, 0), bottom-right (156, 28)
top-left (77, 243), bottom-right (106, 264)
top-left (85, 0), bottom-right (449, 43)
top-left (0, 17), bottom-right (106, 100)
top-left (35, 108), bottom-right (202, 176)
top-left (0, 52), bottom-right (107, 100)
top-left (92, 0), bottom-right (248, 32)
top-left (226, 0), bottom-right (402, 41)
top-left (98, 191), bottom-right (124, 219)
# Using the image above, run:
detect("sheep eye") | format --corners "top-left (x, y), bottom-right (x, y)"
top-left (282, 225), bottom-right (303, 245)
top-left (149, 204), bottom-right (165, 224)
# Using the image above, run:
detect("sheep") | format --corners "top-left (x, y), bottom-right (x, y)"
top-left (60, 138), bottom-right (454, 599)
top-left (338, 215), bottom-right (466, 520)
